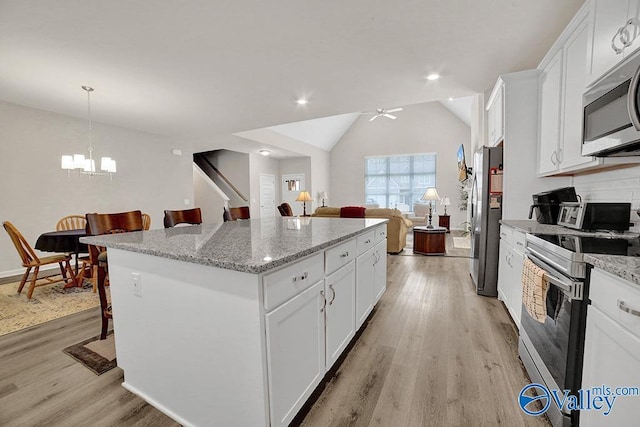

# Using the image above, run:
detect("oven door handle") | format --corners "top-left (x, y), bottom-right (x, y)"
top-left (526, 244), bottom-right (571, 276)
top-left (525, 253), bottom-right (584, 300)
top-left (628, 57), bottom-right (640, 131)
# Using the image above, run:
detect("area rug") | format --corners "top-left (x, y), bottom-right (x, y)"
top-left (0, 276), bottom-right (101, 337)
top-left (453, 236), bottom-right (471, 249)
top-left (63, 332), bottom-right (117, 375)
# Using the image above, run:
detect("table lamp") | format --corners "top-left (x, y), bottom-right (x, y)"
top-left (421, 187), bottom-right (440, 228)
top-left (296, 191), bottom-right (313, 216)
top-left (440, 196), bottom-right (451, 215)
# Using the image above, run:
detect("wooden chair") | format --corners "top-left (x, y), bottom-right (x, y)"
top-left (56, 215), bottom-right (87, 231)
top-left (278, 203), bottom-right (293, 216)
top-left (86, 210), bottom-right (143, 340)
top-left (2, 221), bottom-right (77, 299)
top-left (163, 208), bottom-right (202, 228)
top-left (142, 213), bottom-right (152, 230)
top-left (228, 206), bottom-right (251, 221)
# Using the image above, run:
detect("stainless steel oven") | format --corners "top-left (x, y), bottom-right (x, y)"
top-left (520, 234), bottom-right (588, 427)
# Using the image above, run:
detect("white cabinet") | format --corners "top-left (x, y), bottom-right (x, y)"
top-left (355, 239), bottom-right (387, 330)
top-left (324, 262), bottom-right (356, 369)
top-left (373, 240), bottom-right (387, 302)
top-left (486, 80), bottom-right (505, 146)
top-left (538, 8), bottom-right (600, 176)
top-left (265, 280), bottom-right (326, 427)
top-left (581, 268), bottom-right (640, 425)
top-left (356, 248), bottom-right (376, 329)
top-left (589, 0), bottom-right (640, 86)
top-left (496, 225), bottom-right (525, 329)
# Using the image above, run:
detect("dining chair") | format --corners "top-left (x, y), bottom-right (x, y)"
top-left (228, 206), bottom-right (251, 221)
top-left (142, 213), bottom-right (152, 230)
top-left (163, 207), bottom-right (202, 228)
top-left (2, 221), bottom-right (77, 299)
top-left (278, 203), bottom-right (293, 216)
top-left (85, 210), bottom-right (144, 339)
top-left (56, 215), bottom-right (87, 231)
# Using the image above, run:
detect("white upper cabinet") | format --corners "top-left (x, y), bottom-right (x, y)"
top-left (589, 0), bottom-right (640, 86)
top-left (539, 49), bottom-right (563, 175)
top-left (486, 81), bottom-right (504, 147)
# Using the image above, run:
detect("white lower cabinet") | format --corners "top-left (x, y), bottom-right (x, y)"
top-left (496, 225), bottom-right (524, 329)
top-left (325, 262), bottom-right (356, 369)
top-left (373, 240), bottom-right (387, 302)
top-left (581, 268), bottom-right (640, 426)
top-left (265, 227), bottom-right (386, 427)
top-left (356, 248), bottom-right (376, 329)
top-left (266, 280), bottom-right (326, 427)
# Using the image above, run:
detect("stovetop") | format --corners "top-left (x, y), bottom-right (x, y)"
top-left (532, 233), bottom-right (640, 257)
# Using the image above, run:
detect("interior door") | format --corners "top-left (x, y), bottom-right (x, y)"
top-left (260, 174), bottom-right (276, 218)
top-left (282, 174), bottom-right (305, 216)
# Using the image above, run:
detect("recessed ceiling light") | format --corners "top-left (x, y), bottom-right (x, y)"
top-left (426, 74), bottom-right (440, 81)
top-left (296, 98), bottom-right (308, 105)
top-left (259, 149), bottom-right (271, 156)
top-left (448, 97), bottom-right (453, 102)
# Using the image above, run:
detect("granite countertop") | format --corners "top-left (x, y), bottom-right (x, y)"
top-left (502, 219), bottom-right (640, 285)
top-left (80, 217), bottom-right (387, 274)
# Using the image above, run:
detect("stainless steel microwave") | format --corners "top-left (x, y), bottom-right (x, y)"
top-left (583, 48), bottom-right (640, 157)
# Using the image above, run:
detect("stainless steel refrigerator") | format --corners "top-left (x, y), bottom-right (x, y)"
top-left (469, 146), bottom-right (503, 297)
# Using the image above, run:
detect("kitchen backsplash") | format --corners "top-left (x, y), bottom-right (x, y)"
top-left (571, 164), bottom-right (640, 233)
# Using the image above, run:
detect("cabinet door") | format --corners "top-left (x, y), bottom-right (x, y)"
top-left (266, 280), bottom-right (325, 427)
top-left (538, 49), bottom-right (563, 175)
top-left (374, 240), bottom-right (387, 303)
top-left (589, 0), bottom-right (631, 84)
top-left (497, 240), bottom-right (511, 307)
top-left (560, 15), bottom-right (598, 171)
top-left (581, 305), bottom-right (640, 426)
top-left (325, 261), bottom-right (356, 369)
top-left (487, 84), bottom-right (504, 146)
top-left (510, 250), bottom-right (524, 329)
top-left (356, 249), bottom-right (375, 329)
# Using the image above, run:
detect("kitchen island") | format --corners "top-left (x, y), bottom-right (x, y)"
top-left (81, 217), bottom-right (388, 427)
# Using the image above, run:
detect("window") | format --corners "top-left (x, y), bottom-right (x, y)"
top-left (364, 153), bottom-right (436, 211)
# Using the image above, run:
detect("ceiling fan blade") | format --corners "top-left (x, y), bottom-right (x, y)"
top-left (383, 114), bottom-right (397, 120)
top-left (386, 108), bottom-right (403, 113)
top-left (369, 115), bottom-right (379, 122)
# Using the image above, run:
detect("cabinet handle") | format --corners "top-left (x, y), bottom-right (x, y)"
top-left (612, 27), bottom-right (625, 54)
top-left (551, 150), bottom-right (558, 165)
top-left (320, 290), bottom-right (326, 312)
top-left (617, 300), bottom-right (640, 317)
top-left (340, 251), bottom-right (349, 258)
top-left (292, 272), bottom-right (308, 283)
top-left (328, 284), bottom-right (336, 305)
top-left (556, 148), bottom-right (563, 163)
top-left (365, 239), bottom-right (371, 244)
top-left (516, 241), bottom-right (524, 247)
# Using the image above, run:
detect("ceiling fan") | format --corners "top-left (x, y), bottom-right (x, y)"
top-left (363, 107), bottom-right (403, 122)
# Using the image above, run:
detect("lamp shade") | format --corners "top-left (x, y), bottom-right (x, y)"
top-left (296, 191), bottom-right (313, 202)
top-left (319, 191), bottom-right (328, 199)
top-left (61, 155), bottom-right (74, 169)
top-left (421, 187), bottom-right (440, 201)
top-left (440, 196), bottom-right (451, 206)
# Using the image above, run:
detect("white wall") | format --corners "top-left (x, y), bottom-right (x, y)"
top-left (193, 164), bottom-right (229, 224)
top-left (329, 101), bottom-right (471, 229)
top-left (0, 101), bottom-right (194, 277)
top-left (210, 150), bottom-right (251, 206)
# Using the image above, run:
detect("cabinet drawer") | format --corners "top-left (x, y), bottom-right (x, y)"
top-left (374, 225), bottom-right (387, 244)
top-left (590, 268), bottom-right (640, 338)
top-left (357, 231), bottom-right (375, 255)
top-left (263, 252), bottom-right (324, 312)
top-left (325, 238), bottom-right (356, 275)
top-left (512, 230), bottom-right (526, 254)
top-left (499, 225), bottom-right (513, 246)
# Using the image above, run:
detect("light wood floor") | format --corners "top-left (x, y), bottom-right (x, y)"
top-left (0, 237), bottom-right (548, 426)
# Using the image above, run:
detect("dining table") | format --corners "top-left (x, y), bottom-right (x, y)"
top-left (35, 229), bottom-right (88, 278)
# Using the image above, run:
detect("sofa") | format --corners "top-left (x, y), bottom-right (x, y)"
top-left (312, 206), bottom-right (413, 254)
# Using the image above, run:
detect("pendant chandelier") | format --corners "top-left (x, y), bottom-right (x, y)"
top-left (61, 86), bottom-right (116, 177)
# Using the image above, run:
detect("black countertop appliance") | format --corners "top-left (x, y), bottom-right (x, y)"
top-left (528, 187), bottom-right (578, 224)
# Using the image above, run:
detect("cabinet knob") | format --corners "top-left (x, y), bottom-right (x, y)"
top-left (340, 252), bottom-right (349, 258)
top-left (292, 272), bottom-right (308, 283)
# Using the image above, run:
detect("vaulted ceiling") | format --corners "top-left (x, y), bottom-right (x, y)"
top-left (0, 1), bottom-right (584, 153)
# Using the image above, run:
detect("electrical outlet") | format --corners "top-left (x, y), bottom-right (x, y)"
top-left (184, 198), bottom-right (190, 205)
top-left (132, 272), bottom-right (142, 297)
